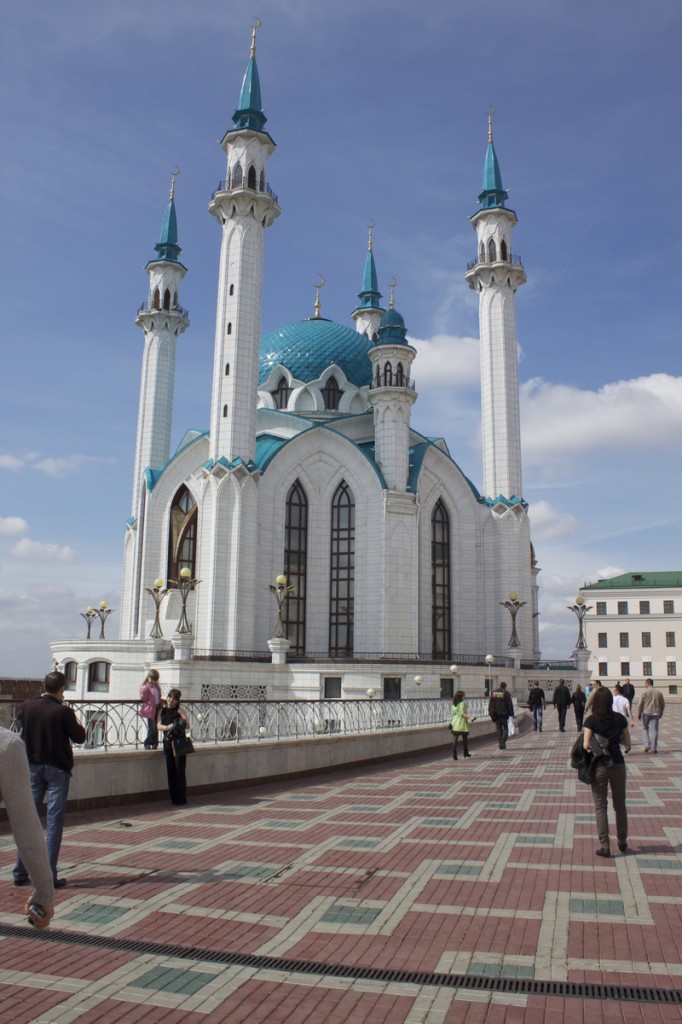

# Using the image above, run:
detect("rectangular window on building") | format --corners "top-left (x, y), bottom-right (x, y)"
top-left (64, 661), bottom-right (78, 691)
top-left (667, 662), bottom-right (677, 676)
top-left (598, 633), bottom-right (607, 648)
top-left (666, 632), bottom-right (676, 648)
top-left (642, 661), bottom-right (652, 676)
top-left (440, 678), bottom-right (454, 700)
top-left (87, 661), bottom-right (110, 694)
top-left (598, 662), bottom-right (608, 675)
top-left (596, 602), bottom-right (607, 616)
top-left (669, 685), bottom-right (678, 694)
top-left (642, 632), bottom-right (651, 647)
top-left (618, 601), bottom-right (628, 615)
top-left (619, 633), bottom-right (629, 648)
top-left (323, 677), bottom-right (342, 699)
top-left (639, 601), bottom-right (650, 614)
top-left (383, 677), bottom-right (402, 700)
top-left (620, 661), bottom-right (630, 676)
top-left (664, 600), bottom-right (674, 614)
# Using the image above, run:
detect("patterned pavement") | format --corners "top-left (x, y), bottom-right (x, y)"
top-left (1, 706), bottom-right (681, 1023)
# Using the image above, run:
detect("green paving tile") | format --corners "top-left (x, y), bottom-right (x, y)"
top-left (436, 863), bottom-right (482, 877)
top-left (535, 790), bottom-right (564, 796)
top-left (337, 838), bottom-right (381, 849)
top-left (468, 964), bottom-right (535, 979)
top-left (348, 806), bottom-right (383, 812)
top-left (413, 792), bottom-right (443, 799)
top-left (149, 838), bottom-right (204, 850)
top-left (423, 818), bottom-right (460, 827)
top-left (263, 820), bottom-right (305, 828)
top-left (638, 859), bottom-right (682, 871)
top-left (219, 864), bottom-right (278, 880)
top-left (321, 904), bottom-right (382, 925)
top-left (575, 815), bottom-right (595, 823)
top-left (486, 802), bottom-right (517, 808)
top-left (570, 898), bottom-right (625, 916)
top-left (201, 805), bottom-right (240, 813)
top-left (63, 903), bottom-right (131, 926)
top-left (133, 966), bottom-right (214, 995)
top-left (516, 835), bottom-right (553, 845)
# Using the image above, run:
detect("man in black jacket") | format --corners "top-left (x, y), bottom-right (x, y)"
top-left (552, 678), bottom-right (572, 732)
top-left (13, 671), bottom-right (86, 889)
top-left (488, 682), bottom-right (515, 749)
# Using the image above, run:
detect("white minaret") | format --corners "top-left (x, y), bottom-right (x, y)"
top-left (351, 223), bottom-right (385, 340)
top-left (465, 114), bottom-right (526, 501)
top-left (207, 25), bottom-right (280, 465)
top-left (367, 285), bottom-right (417, 492)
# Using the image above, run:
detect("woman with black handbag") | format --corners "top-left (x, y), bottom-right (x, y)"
top-left (583, 687), bottom-right (630, 858)
top-left (157, 688), bottom-right (191, 805)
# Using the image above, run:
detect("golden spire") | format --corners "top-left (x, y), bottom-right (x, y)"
top-left (170, 167), bottom-right (180, 200)
top-left (368, 219), bottom-right (375, 252)
top-left (388, 277), bottom-right (397, 310)
top-left (487, 105), bottom-right (495, 143)
top-left (251, 17), bottom-right (262, 58)
top-left (313, 274), bottom-right (325, 318)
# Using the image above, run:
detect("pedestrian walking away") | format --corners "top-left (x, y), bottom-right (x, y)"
top-left (140, 669), bottom-right (162, 749)
top-left (527, 681), bottom-right (545, 732)
top-left (450, 690), bottom-right (474, 760)
top-left (584, 679), bottom-right (602, 714)
top-left (637, 678), bottom-right (665, 753)
top-left (12, 670), bottom-right (86, 890)
top-left (552, 678), bottom-right (572, 732)
top-left (571, 683), bottom-right (586, 731)
top-left (613, 683), bottom-right (634, 734)
top-left (620, 678), bottom-right (635, 710)
top-left (488, 682), bottom-right (514, 749)
top-left (583, 687), bottom-right (630, 858)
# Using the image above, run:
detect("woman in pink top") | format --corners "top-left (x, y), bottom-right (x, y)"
top-left (140, 670), bottom-right (162, 749)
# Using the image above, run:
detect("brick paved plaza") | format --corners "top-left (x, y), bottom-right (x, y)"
top-left (1, 708), bottom-right (681, 1023)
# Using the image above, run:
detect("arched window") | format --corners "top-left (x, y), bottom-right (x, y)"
top-left (225, 363), bottom-right (230, 375)
top-left (247, 164), bottom-right (257, 190)
top-left (223, 404), bottom-right (228, 417)
top-left (479, 242), bottom-right (485, 263)
top-left (232, 163), bottom-right (243, 188)
top-left (173, 291), bottom-right (178, 307)
top-left (227, 322), bottom-right (232, 335)
top-left (167, 485), bottom-right (198, 582)
top-left (488, 238), bottom-right (497, 262)
top-left (273, 376), bottom-right (291, 409)
top-left (87, 661), bottom-right (110, 693)
top-left (163, 288), bottom-right (171, 310)
top-left (500, 239), bottom-right (508, 261)
top-left (64, 660), bottom-right (78, 691)
top-left (383, 361), bottom-right (393, 386)
top-left (229, 284), bottom-right (234, 296)
top-left (431, 500), bottom-right (451, 658)
top-left (395, 362), bottom-right (404, 386)
top-left (284, 481), bottom-right (308, 654)
top-left (375, 365), bottom-right (381, 386)
top-left (259, 169), bottom-right (265, 192)
top-left (329, 481), bottom-right (355, 656)
top-left (321, 376), bottom-right (341, 411)
top-left (152, 287), bottom-right (161, 310)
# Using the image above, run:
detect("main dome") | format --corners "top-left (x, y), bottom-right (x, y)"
top-left (259, 318), bottom-right (372, 388)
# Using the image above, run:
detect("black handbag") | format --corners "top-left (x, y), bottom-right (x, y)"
top-left (172, 733), bottom-right (195, 757)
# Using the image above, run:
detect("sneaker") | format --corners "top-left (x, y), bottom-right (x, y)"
top-left (595, 847), bottom-right (611, 858)
top-left (643, 747), bottom-right (650, 752)
top-left (13, 876), bottom-right (29, 887)
top-left (618, 842), bottom-right (628, 853)
top-left (53, 878), bottom-right (67, 889)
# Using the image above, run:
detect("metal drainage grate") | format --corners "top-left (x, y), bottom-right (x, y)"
top-left (0, 924), bottom-right (680, 1005)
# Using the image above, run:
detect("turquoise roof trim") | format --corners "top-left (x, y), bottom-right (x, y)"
top-left (408, 440), bottom-right (481, 499)
top-left (154, 197), bottom-right (182, 263)
top-left (477, 140), bottom-right (509, 211)
top-left (144, 430), bottom-right (208, 491)
top-left (483, 494), bottom-right (528, 510)
top-left (232, 57), bottom-right (267, 132)
top-left (259, 318), bottom-right (372, 388)
top-left (356, 248), bottom-right (382, 309)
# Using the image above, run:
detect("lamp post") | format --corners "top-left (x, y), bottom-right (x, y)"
top-left (568, 596), bottom-right (592, 650)
top-left (484, 653), bottom-right (494, 697)
top-left (145, 578), bottom-right (170, 639)
top-left (81, 606), bottom-right (98, 640)
top-left (500, 592), bottom-right (526, 648)
top-left (95, 601), bottom-right (114, 640)
top-left (267, 574), bottom-right (295, 639)
top-left (168, 567), bottom-right (200, 635)
top-left (413, 675), bottom-right (422, 698)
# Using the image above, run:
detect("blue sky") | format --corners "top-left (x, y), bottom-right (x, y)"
top-left (2, 0), bottom-right (681, 676)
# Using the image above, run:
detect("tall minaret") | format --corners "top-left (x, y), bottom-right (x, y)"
top-left (208, 23), bottom-right (280, 464)
top-left (131, 174), bottom-right (189, 518)
top-left (351, 223), bottom-right (384, 340)
top-left (465, 113), bottom-right (526, 501)
top-left (367, 285), bottom-right (417, 491)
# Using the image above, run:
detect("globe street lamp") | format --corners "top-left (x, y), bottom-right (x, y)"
top-left (145, 578), bottom-right (170, 639)
top-left (484, 653), bottom-right (494, 696)
top-left (95, 601), bottom-right (114, 640)
top-left (568, 596), bottom-right (592, 650)
top-left (168, 567), bottom-right (200, 635)
top-left (81, 606), bottom-right (98, 640)
top-left (500, 592), bottom-right (526, 648)
top-left (267, 574), bottom-right (295, 639)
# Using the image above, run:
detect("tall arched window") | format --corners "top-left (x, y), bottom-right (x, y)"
top-left (500, 239), bottom-right (508, 261)
top-left (488, 238), bottom-right (497, 262)
top-left (167, 485), bottom-right (198, 582)
top-left (329, 481), bottom-right (355, 656)
top-left (383, 361), bottom-right (393, 386)
top-left (247, 164), bottom-right (257, 190)
top-left (152, 287), bottom-right (161, 309)
top-left (163, 288), bottom-right (171, 310)
top-left (395, 362), bottom-right (404, 386)
top-left (431, 499), bottom-right (451, 658)
top-left (479, 242), bottom-right (485, 263)
top-left (259, 169), bottom-right (265, 192)
top-left (284, 481), bottom-right (308, 654)
top-left (321, 376), bottom-right (341, 411)
top-left (273, 376), bottom-right (291, 409)
top-left (232, 163), bottom-right (243, 188)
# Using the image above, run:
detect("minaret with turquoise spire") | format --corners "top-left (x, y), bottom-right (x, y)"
top-left (207, 22), bottom-right (280, 465)
top-left (465, 111), bottom-right (526, 504)
top-left (352, 222), bottom-right (385, 340)
top-left (367, 283), bottom-right (417, 491)
top-left (131, 172), bottom-right (189, 520)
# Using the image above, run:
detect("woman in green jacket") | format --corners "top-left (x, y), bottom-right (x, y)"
top-left (451, 690), bottom-right (473, 760)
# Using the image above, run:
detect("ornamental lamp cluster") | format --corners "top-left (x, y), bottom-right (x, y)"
top-left (80, 601), bottom-right (114, 640)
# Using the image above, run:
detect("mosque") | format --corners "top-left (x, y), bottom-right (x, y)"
top-left (51, 31), bottom-right (542, 701)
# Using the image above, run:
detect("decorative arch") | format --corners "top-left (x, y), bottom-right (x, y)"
top-left (259, 169), bottom-right (265, 192)
top-left (283, 480), bottom-right (308, 653)
top-left (167, 485), bottom-right (198, 582)
top-left (247, 164), bottom-right (257, 190)
top-left (273, 376), bottom-right (291, 409)
top-left (163, 288), bottom-right (171, 310)
top-left (383, 361), bottom-right (393, 386)
top-left (152, 287), bottom-right (161, 310)
top-left (431, 499), bottom-right (451, 658)
top-left (500, 239), bottom-right (508, 261)
top-left (321, 376), bottom-right (341, 411)
top-left (232, 163), bottom-right (243, 188)
top-left (329, 481), bottom-right (355, 656)
top-left (488, 238), bottom-right (497, 262)
top-left (395, 362), bottom-right (405, 386)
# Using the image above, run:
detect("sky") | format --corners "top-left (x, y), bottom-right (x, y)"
top-left (1, 0), bottom-right (681, 677)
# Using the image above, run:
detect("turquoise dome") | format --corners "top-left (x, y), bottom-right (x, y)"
top-left (259, 318), bottom-right (372, 387)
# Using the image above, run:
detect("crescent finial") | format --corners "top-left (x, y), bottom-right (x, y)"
top-left (368, 220), bottom-right (375, 251)
top-left (170, 167), bottom-right (180, 199)
top-left (313, 274), bottom-right (325, 318)
top-left (388, 277), bottom-right (397, 309)
top-left (251, 17), bottom-right (262, 57)
top-left (487, 105), bottom-right (496, 143)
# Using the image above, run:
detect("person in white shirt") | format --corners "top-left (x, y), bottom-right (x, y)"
top-left (613, 683), bottom-right (633, 752)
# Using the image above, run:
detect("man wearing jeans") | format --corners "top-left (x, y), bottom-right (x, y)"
top-left (13, 671), bottom-right (86, 890)
top-left (637, 678), bottom-right (665, 753)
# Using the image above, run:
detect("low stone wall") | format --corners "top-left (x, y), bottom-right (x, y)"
top-left (67, 713), bottom-right (524, 810)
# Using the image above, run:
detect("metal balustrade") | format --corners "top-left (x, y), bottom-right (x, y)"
top-left (5, 697), bottom-right (509, 751)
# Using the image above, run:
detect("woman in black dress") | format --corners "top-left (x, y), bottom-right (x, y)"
top-left (157, 688), bottom-right (189, 805)
top-left (583, 688), bottom-right (630, 857)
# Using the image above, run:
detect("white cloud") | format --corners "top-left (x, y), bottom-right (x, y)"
top-left (521, 373), bottom-right (682, 465)
top-left (409, 334), bottom-right (480, 388)
top-left (527, 500), bottom-right (578, 541)
top-left (0, 455), bottom-right (23, 470)
top-left (0, 517), bottom-right (29, 536)
top-left (11, 537), bottom-right (76, 562)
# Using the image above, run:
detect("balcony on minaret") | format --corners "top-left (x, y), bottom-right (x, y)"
top-left (212, 176), bottom-right (279, 206)
top-left (369, 370), bottom-right (416, 391)
top-left (466, 251), bottom-right (523, 271)
top-left (137, 299), bottom-right (189, 319)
